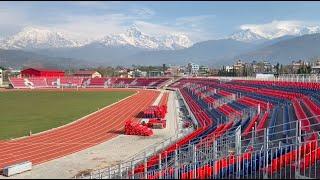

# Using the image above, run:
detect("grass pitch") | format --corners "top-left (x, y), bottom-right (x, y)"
top-left (0, 90), bottom-right (134, 140)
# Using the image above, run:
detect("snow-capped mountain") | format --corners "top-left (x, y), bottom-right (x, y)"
top-left (96, 26), bottom-right (192, 50)
top-left (160, 34), bottom-right (193, 50)
top-left (0, 26), bottom-right (192, 50)
top-left (262, 26), bottom-right (320, 39)
top-left (230, 25), bottom-right (320, 42)
top-left (229, 29), bottom-right (266, 42)
top-left (0, 27), bottom-right (85, 49)
top-left (99, 26), bottom-right (161, 49)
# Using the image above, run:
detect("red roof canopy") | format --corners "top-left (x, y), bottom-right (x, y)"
top-left (21, 68), bottom-right (65, 77)
top-left (23, 68), bottom-right (64, 73)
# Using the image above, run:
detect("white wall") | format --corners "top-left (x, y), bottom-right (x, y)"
top-left (255, 73), bottom-right (275, 79)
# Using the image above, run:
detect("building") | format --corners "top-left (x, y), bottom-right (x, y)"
top-left (187, 62), bottom-right (200, 75)
top-left (252, 60), bottom-right (273, 74)
top-left (74, 70), bottom-right (102, 78)
top-left (21, 68), bottom-right (65, 77)
top-left (165, 65), bottom-right (184, 76)
top-left (225, 66), bottom-right (234, 73)
top-left (127, 71), bottom-right (134, 78)
top-left (233, 60), bottom-right (245, 71)
top-left (199, 65), bottom-right (209, 75)
top-left (292, 60), bottom-right (308, 73)
top-left (148, 71), bottom-right (164, 77)
top-left (0, 68), bottom-right (3, 86)
top-left (311, 60), bottom-right (320, 74)
top-left (209, 68), bottom-right (220, 76)
top-left (6, 68), bottom-right (21, 78)
top-left (128, 69), bottom-right (147, 78)
top-left (134, 69), bottom-right (147, 77)
top-left (223, 60), bottom-right (245, 76)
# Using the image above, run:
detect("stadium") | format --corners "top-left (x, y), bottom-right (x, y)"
top-left (2, 1), bottom-right (320, 179)
top-left (0, 73), bottom-right (319, 179)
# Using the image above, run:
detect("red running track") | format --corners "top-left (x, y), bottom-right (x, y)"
top-left (0, 88), bottom-right (159, 169)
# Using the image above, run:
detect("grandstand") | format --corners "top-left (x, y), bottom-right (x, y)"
top-left (4, 75), bottom-right (320, 179)
top-left (8, 77), bottom-right (171, 89)
top-left (75, 77), bottom-right (320, 179)
top-left (9, 77), bottom-right (29, 89)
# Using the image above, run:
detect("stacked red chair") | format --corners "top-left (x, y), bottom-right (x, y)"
top-left (146, 118), bottom-right (167, 129)
top-left (143, 105), bottom-right (167, 119)
top-left (124, 120), bottom-right (153, 136)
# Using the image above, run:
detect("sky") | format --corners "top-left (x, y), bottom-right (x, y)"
top-left (1, 1), bottom-right (320, 42)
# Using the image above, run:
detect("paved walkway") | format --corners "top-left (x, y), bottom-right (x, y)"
top-left (1, 90), bottom-right (179, 179)
top-left (152, 90), bottom-right (164, 106)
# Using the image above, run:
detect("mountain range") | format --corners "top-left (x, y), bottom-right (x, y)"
top-left (229, 25), bottom-right (320, 42)
top-left (0, 49), bottom-right (89, 69)
top-left (0, 26), bottom-right (192, 51)
top-left (1, 25), bottom-right (320, 69)
top-left (235, 33), bottom-right (320, 64)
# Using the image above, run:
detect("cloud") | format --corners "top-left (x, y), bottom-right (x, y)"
top-left (0, 7), bottom-right (31, 37)
top-left (132, 19), bottom-right (215, 43)
top-left (131, 7), bottom-right (155, 18)
top-left (47, 14), bottom-right (133, 41)
top-left (133, 21), bottom-right (185, 36)
top-left (239, 20), bottom-right (320, 38)
top-left (0, 3), bottom-right (215, 43)
top-left (174, 15), bottom-right (217, 41)
top-left (175, 15), bottom-right (216, 26)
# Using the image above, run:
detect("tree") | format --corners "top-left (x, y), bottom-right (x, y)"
top-left (243, 66), bottom-right (247, 76)
top-left (297, 64), bottom-right (312, 74)
top-left (279, 64), bottom-right (284, 74)
top-left (306, 65), bottom-right (312, 74)
top-left (275, 63), bottom-right (280, 74)
top-left (256, 62), bottom-right (265, 73)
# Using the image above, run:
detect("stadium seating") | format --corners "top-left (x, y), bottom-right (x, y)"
top-left (132, 78), bottom-right (158, 87)
top-left (28, 77), bottom-right (47, 88)
top-left (301, 96), bottom-right (320, 125)
top-left (242, 114), bottom-right (260, 137)
top-left (134, 77), bottom-right (320, 179)
top-left (46, 77), bottom-right (59, 88)
top-left (60, 77), bottom-right (83, 87)
top-left (9, 77), bottom-right (28, 88)
top-left (87, 77), bottom-right (108, 87)
top-left (292, 99), bottom-right (311, 132)
top-left (152, 78), bottom-right (170, 87)
top-left (112, 78), bottom-right (135, 87)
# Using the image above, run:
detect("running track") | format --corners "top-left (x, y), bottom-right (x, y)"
top-left (0, 88), bottom-right (159, 169)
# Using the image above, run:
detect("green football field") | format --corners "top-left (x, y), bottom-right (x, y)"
top-left (0, 90), bottom-right (134, 140)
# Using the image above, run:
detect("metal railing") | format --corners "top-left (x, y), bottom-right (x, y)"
top-left (76, 116), bottom-right (320, 179)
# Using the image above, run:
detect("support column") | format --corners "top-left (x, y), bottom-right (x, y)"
top-left (131, 159), bottom-right (135, 179)
top-left (192, 145), bottom-right (197, 179)
top-left (174, 148), bottom-right (179, 179)
top-left (118, 163), bottom-right (122, 179)
top-left (295, 121), bottom-right (302, 178)
top-left (263, 128), bottom-right (269, 179)
top-left (144, 152), bottom-right (147, 179)
top-left (159, 154), bottom-right (162, 179)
